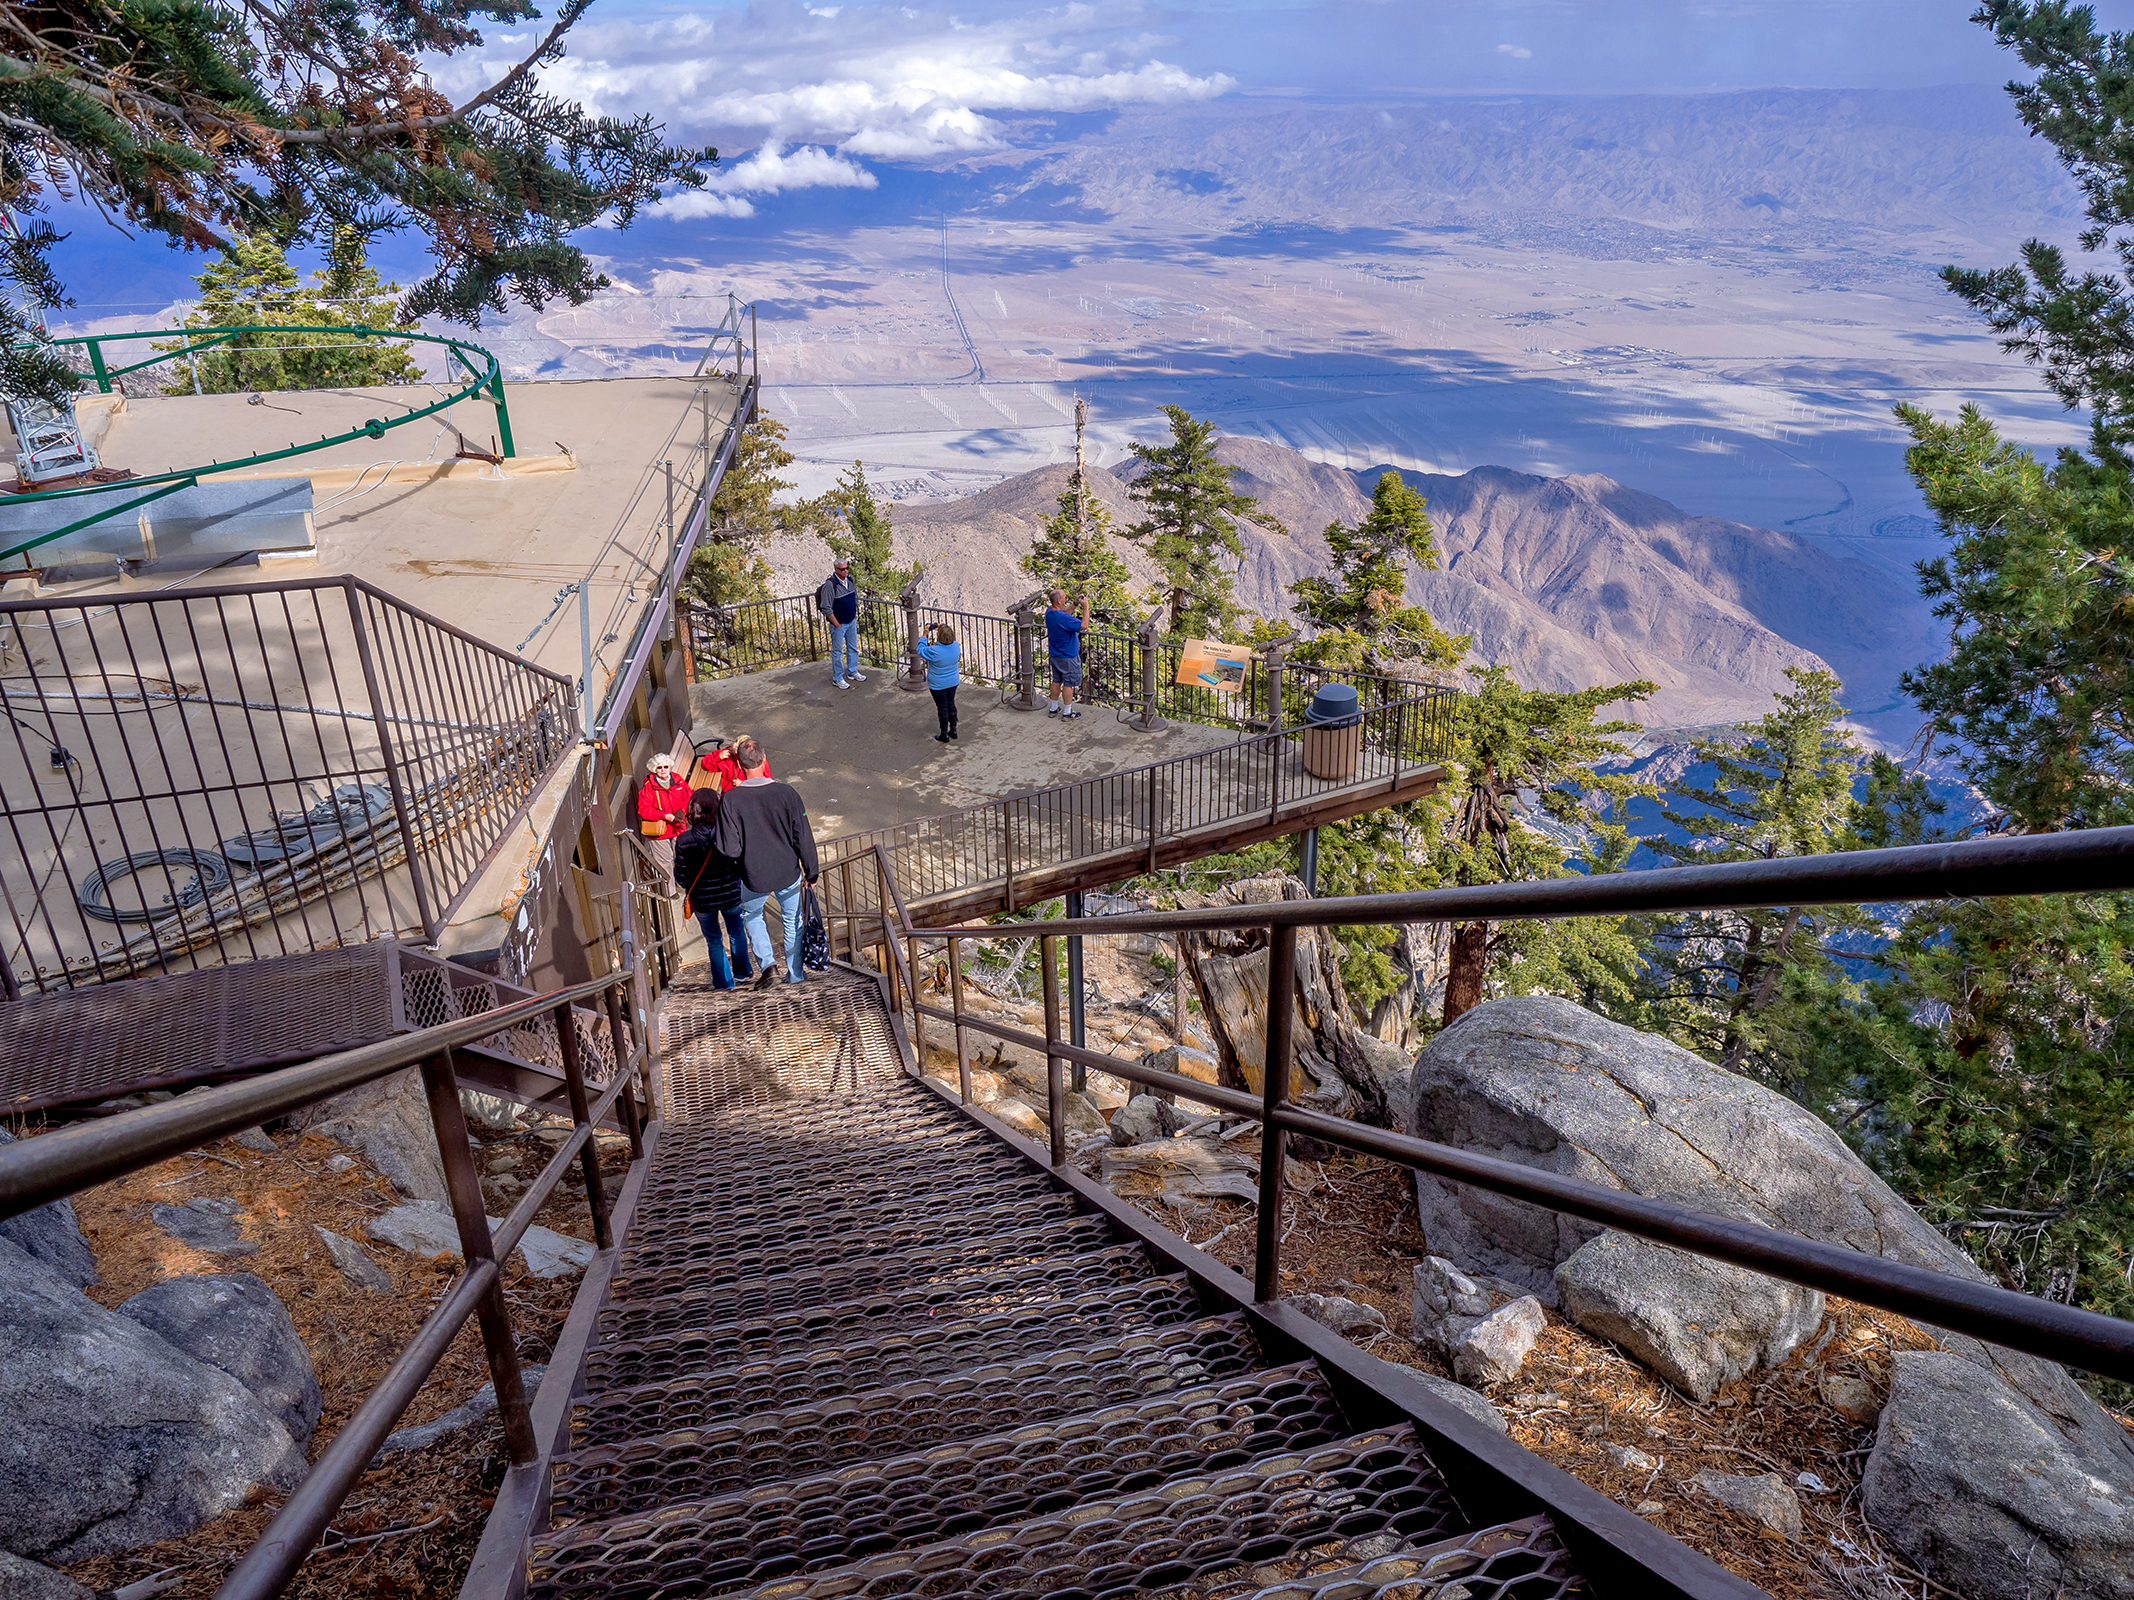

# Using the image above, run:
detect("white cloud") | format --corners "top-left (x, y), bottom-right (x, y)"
top-left (1495, 43), bottom-right (1533, 60)
top-left (443, 2), bottom-right (1235, 174)
top-left (647, 141), bottom-right (878, 219)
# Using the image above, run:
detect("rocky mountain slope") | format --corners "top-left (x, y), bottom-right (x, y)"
top-left (764, 433), bottom-right (1937, 731)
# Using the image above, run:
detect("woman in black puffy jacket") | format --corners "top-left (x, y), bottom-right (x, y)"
top-left (670, 788), bottom-right (750, 989)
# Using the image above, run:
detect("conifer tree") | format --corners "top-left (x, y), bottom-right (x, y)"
top-left (688, 413), bottom-right (821, 609)
top-left (1437, 668), bottom-right (1656, 1024)
top-left (823, 461), bottom-right (921, 597)
top-left (1637, 668), bottom-right (1871, 1094)
top-left (1023, 398), bottom-right (1135, 623)
top-left (1124, 406), bottom-right (1284, 637)
top-left (156, 230), bottom-right (420, 395)
top-left (1289, 471), bottom-right (1463, 675)
top-left (0, 0), bottom-right (715, 403)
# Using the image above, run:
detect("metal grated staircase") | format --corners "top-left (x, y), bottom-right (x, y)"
top-left (497, 963), bottom-right (1591, 1600)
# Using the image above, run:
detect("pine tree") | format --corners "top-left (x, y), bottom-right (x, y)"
top-left (1289, 470), bottom-right (1465, 677)
top-left (1124, 405), bottom-right (1284, 637)
top-left (823, 461), bottom-right (922, 597)
top-left (1023, 398), bottom-right (1136, 623)
top-left (1638, 669), bottom-right (1872, 1094)
top-left (0, 0), bottom-right (715, 403)
top-left (1437, 667), bottom-right (1657, 1024)
top-left (156, 230), bottom-right (421, 395)
top-left (688, 412), bottom-right (825, 609)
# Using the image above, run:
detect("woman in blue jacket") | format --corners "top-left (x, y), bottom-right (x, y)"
top-left (917, 622), bottom-right (961, 742)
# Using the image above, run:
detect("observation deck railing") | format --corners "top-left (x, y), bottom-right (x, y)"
top-left (0, 574), bottom-right (577, 997)
top-left (846, 825), bottom-right (2134, 1384)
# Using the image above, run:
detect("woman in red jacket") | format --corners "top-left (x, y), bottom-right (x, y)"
top-left (635, 751), bottom-right (690, 892)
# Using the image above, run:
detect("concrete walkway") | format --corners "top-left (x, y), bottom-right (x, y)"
top-left (686, 662), bottom-right (1240, 845)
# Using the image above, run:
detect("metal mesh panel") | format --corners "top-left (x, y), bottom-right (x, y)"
top-left (575, 1275), bottom-right (1208, 1437)
top-left (1206, 1517), bottom-right (1583, 1600)
top-left (662, 1425), bottom-right (1463, 1600)
top-left (623, 1169), bottom-right (1041, 1245)
top-left (631, 1126), bottom-right (1017, 1216)
top-left (530, 1364), bottom-right (1355, 1600)
top-left (664, 972), bottom-right (907, 1120)
top-left (549, 1315), bottom-right (1264, 1526)
top-left (0, 945), bottom-right (395, 1112)
top-left (395, 948), bottom-right (619, 1082)
top-left (613, 1189), bottom-right (1080, 1283)
top-left (595, 1237), bottom-right (1160, 1350)
top-left (603, 1213), bottom-right (1125, 1314)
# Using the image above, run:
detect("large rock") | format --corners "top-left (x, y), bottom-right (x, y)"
top-left (367, 1202), bottom-right (595, 1279)
top-left (149, 1197), bottom-right (256, 1256)
top-left (0, 1550), bottom-right (94, 1599)
top-left (0, 1130), bottom-right (97, 1288)
top-left (314, 1225), bottom-right (392, 1293)
top-left (1555, 1228), bottom-right (1823, 1401)
top-left (1182, 875), bottom-right (1412, 1127)
top-left (1406, 996), bottom-right (2134, 1478)
top-left (1109, 1094), bottom-right (1181, 1146)
top-left (1286, 1293), bottom-right (1389, 1341)
top-left (117, 1274), bottom-right (321, 1446)
top-left (0, 1239), bottom-right (302, 1563)
top-left (1412, 1255), bottom-right (1492, 1355)
top-left (294, 1067), bottom-right (448, 1202)
top-left (1862, 1350), bottom-right (2134, 1600)
top-left (1692, 1470), bottom-right (1802, 1539)
top-left (1452, 1296), bottom-right (1546, 1388)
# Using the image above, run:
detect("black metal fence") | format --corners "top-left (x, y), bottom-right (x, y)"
top-left (0, 574), bottom-right (576, 997)
top-left (820, 686), bottom-right (1446, 918)
top-left (864, 826), bottom-right (2134, 1384)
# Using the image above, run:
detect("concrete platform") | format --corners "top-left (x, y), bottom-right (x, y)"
top-left (686, 661), bottom-right (1239, 844)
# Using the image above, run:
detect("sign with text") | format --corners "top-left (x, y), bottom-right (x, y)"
top-left (1175, 637), bottom-right (1251, 693)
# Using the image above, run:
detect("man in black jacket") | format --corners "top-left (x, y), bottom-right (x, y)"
top-left (713, 737), bottom-right (820, 988)
top-left (816, 556), bottom-right (864, 690)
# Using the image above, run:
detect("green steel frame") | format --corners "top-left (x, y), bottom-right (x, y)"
top-left (2, 324), bottom-right (514, 564)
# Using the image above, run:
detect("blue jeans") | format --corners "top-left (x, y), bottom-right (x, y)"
top-left (829, 617), bottom-right (859, 683)
top-left (738, 876), bottom-right (806, 981)
top-left (695, 908), bottom-right (751, 989)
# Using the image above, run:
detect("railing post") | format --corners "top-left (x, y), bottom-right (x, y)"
top-left (416, 1049), bottom-right (537, 1462)
top-left (1066, 889), bottom-right (1087, 1092)
top-left (342, 578), bottom-right (440, 941)
top-left (1145, 767), bottom-right (1161, 875)
top-left (1301, 826), bottom-right (1321, 896)
top-left (1254, 923), bottom-right (1298, 1302)
top-left (1128, 613), bottom-right (1166, 733)
top-left (908, 933), bottom-right (926, 1063)
top-left (87, 339), bottom-right (111, 393)
top-left (1008, 600), bottom-right (1040, 711)
top-left (898, 582), bottom-right (926, 692)
top-left (949, 936), bottom-right (972, 1102)
top-left (663, 458), bottom-right (675, 541)
top-left (604, 950), bottom-right (656, 1128)
top-left (552, 1002), bottom-right (614, 1250)
top-left (1002, 800), bottom-right (1016, 912)
top-left (1041, 932), bottom-right (1067, 1166)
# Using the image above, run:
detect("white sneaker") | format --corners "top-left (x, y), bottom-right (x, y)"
top-left (836, 679), bottom-right (851, 690)
top-left (849, 670), bottom-right (868, 682)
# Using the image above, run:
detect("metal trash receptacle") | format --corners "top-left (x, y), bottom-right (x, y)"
top-left (1300, 682), bottom-right (1363, 780)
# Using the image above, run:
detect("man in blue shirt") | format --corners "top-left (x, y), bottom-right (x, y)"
top-left (1045, 589), bottom-right (1089, 718)
top-left (816, 556), bottom-right (865, 689)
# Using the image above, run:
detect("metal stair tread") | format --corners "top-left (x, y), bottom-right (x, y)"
top-left (602, 1212), bottom-right (1124, 1311)
top-left (633, 1127), bottom-right (1015, 1204)
top-left (1198, 1516), bottom-right (1580, 1600)
top-left (593, 1237), bottom-right (1162, 1350)
top-left (524, 1363), bottom-right (1373, 1600)
top-left (546, 1312), bottom-right (1267, 1527)
top-left (679, 1422), bottom-right (1463, 1600)
top-left (572, 1274), bottom-right (1209, 1437)
top-left (626, 1167), bottom-right (1058, 1256)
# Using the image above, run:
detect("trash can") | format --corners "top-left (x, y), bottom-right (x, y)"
top-left (1300, 682), bottom-right (1363, 780)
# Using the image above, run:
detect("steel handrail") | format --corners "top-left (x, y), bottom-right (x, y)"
top-left (0, 969), bottom-right (624, 1220)
top-left (873, 827), bottom-right (2134, 1382)
top-left (917, 823), bottom-right (2134, 939)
